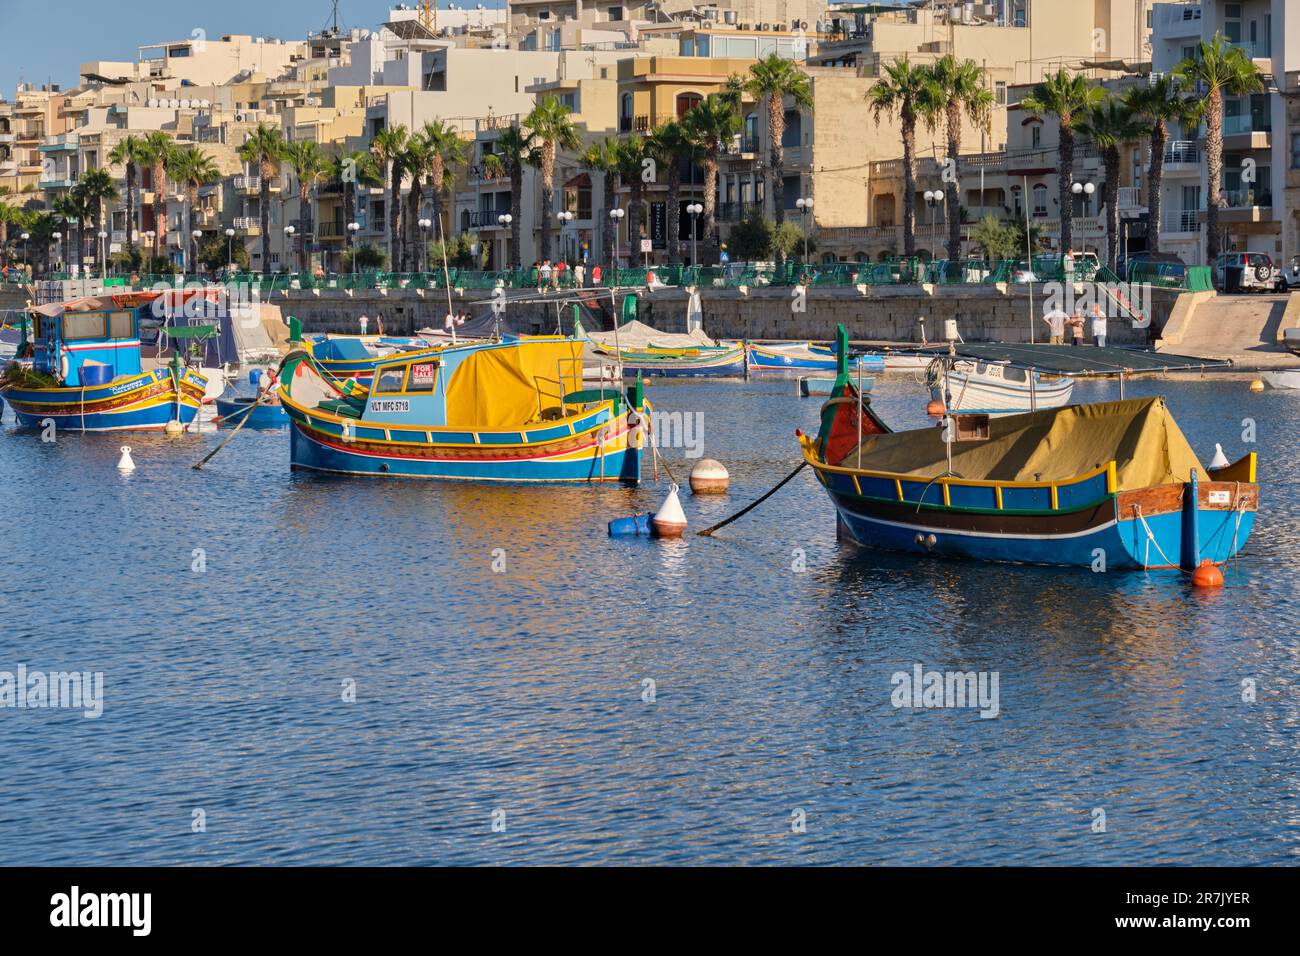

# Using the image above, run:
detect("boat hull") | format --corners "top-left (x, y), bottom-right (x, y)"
top-left (288, 416), bottom-right (641, 482)
top-left (617, 352), bottom-right (746, 378)
top-left (817, 471), bottom-right (1256, 570)
top-left (214, 395), bottom-right (289, 428)
top-left (1, 368), bottom-right (207, 431)
top-left (749, 343), bottom-right (885, 373)
top-left (931, 366), bottom-right (1074, 414)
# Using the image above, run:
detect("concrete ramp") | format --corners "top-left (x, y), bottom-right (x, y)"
top-left (1159, 293), bottom-right (1297, 369)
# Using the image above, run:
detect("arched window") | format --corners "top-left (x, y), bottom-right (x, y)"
top-left (460, 210), bottom-right (470, 232)
top-left (619, 93), bottom-right (633, 133)
top-left (1031, 183), bottom-right (1048, 217)
top-left (676, 93), bottom-right (703, 119)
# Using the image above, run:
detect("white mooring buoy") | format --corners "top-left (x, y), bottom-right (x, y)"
top-left (651, 483), bottom-right (688, 538)
top-left (117, 446), bottom-right (136, 472)
top-left (689, 458), bottom-right (730, 494)
top-left (164, 419), bottom-right (184, 437)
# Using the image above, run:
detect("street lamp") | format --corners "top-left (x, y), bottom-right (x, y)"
top-left (923, 190), bottom-right (943, 262)
top-left (284, 225), bottom-right (296, 274)
top-left (418, 218), bottom-right (432, 273)
top-left (21, 232), bottom-right (30, 272)
top-left (98, 231), bottom-right (108, 277)
top-left (191, 230), bottom-right (203, 277)
top-left (556, 210), bottom-right (574, 265)
top-left (497, 213), bottom-right (513, 270)
top-left (347, 221), bottom-right (360, 274)
top-left (608, 207), bottom-right (624, 271)
top-left (794, 197), bottom-right (814, 264)
top-left (52, 232), bottom-right (62, 272)
top-left (225, 227), bottom-right (236, 274)
top-left (1068, 181), bottom-right (1095, 263)
top-left (143, 229), bottom-right (156, 269)
top-left (686, 203), bottom-right (703, 265)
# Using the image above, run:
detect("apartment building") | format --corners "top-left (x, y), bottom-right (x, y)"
top-left (1150, 0), bottom-right (1296, 264)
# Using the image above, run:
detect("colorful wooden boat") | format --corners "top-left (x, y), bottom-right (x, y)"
top-left (602, 344), bottom-right (747, 378)
top-left (801, 375), bottom-right (872, 397)
top-left (279, 336), bottom-right (650, 482)
top-left (929, 358), bottom-right (1073, 414)
top-left (1, 296), bottom-right (207, 432)
top-left (748, 342), bottom-right (885, 373)
top-left (801, 326), bottom-right (1258, 570)
top-left (307, 336), bottom-right (447, 382)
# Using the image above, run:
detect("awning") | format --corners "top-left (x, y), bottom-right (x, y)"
top-left (883, 344), bottom-right (1231, 376)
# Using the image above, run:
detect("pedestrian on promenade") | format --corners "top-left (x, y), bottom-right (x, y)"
top-left (1090, 303), bottom-right (1107, 348)
top-left (1068, 309), bottom-right (1086, 346)
top-left (1042, 304), bottom-right (1068, 345)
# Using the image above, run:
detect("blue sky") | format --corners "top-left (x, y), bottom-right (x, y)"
top-left (1, 1), bottom-right (505, 96)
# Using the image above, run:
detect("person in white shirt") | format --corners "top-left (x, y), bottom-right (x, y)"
top-left (1090, 304), bottom-right (1107, 348)
top-left (1042, 306), bottom-right (1068, 345)
top-left (358, 314), bottom-right (369, 336)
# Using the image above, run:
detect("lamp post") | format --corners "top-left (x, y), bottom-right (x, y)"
top-left (923, 190), bottom-right (943, 262)
top-left (52, 232), bottom-right (62, 273)
top-left (497, 213), bottom-right (512, 270)
top-left (283, 225), bottom-right (296, 274)
top-left (608, 207), bottom-right (624, 271)
top-left (20, 232), bottom-right (29, 274)
top-left (556, 210), bottom-right (574, 266)
top-left (794, 197), bottom-right (814, 263)
top-left (1068, 181), bottom-right (1095, 265)
top-left (225, 227), bottom-right (236, 275)
top-left (347, 221), bottom-right (360, 274)
top-left (191, 230), bottom-right (202, 277)
top-left (418, 218), bottom-right (432, 273)
top-left (98, 231), bottom-right (108, 277)
top-left (686, 202), bottom-right (703, 265)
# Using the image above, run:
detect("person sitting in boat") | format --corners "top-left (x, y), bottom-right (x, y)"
top-left (258, 368), bottom-right (281, 405)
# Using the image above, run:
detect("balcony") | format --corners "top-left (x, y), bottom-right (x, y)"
top-left (234, 175), bottom-right (281, 195)
top-left (1161, 209), bottom-right (1200, 235)
top-left (1153, 4), bottom-right (1201, 40)
top-left (717, 201), bottom-right (762, 222)
top-left (1158, 140), bottom-right (1200, 168)
top-left (1222, 113), bottom-right (1271, 149)
top-left (1221, 189), bottom-right (1272, 222)
top-left (470, 210), bottom-right (512, 228)
top-left (1231, 40), bottom-right (1271, 62)
top-left (0, 132), bottom-right (14, 143)
top-left (318, 221), bottom-right (347, 241)
top-left (40, 178), bottom-right (76, 190)
top-left (233, 216), bottom-right (261, 235)
top-left (1117, 186), bottom-right (1144, 213)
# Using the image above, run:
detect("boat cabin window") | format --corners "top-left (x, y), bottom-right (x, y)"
top-left (374, 366), bottom-right (407, 394)
top-left (405, 362), bottom-right (438, 393)
top-left (62, 311), bottom-right (109, 342)
top-left (109, 311), bottom-right (135, 339)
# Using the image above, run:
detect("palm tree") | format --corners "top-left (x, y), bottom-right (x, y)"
top-left (74, 168), bottom-right (119, 273)
top-left (284, 140), bottom-right (325, 273)
top-left (51, 194), bottom-right (81, 272)
top-left (925, 56), bottom-right (994, 262)
top-left (1022, 69), bottom-right (1104, 256)
top-left (370, 125), bottom-right (409, 271)
top-left (108, 135), bottom-right (148, 256)
top-left (331, 150), bottom-right (380, 269)
top-left (683, 96), bottom-right (741, 265)
top-left (646, 120), bottom-right (700, 266)
top-left (1077, 98), bottom-right (1146, 271)
top-left (140, 131), bottom-right (176, 263)
top-left (398, 135), bottom-right (430, 273)
top-left (420, 120), bottom-right (468, 270)
top-left (1176, 34), bottom-right (1266, 263)
top-left (0, 185), bottom-right (14, 260)
top-left (237, 124), bottom-right (288, 276)
top-left (481, 124), bottom-right (536, 270)
top-left (868, 56), bottom-right (937, 259)
top-left (169, 147), bottom-right (220, 272)
top-left (615, 137), bottom-right (648, 271)
top-left (1123, 76), bottom-right (1199, 255)
top-left (525, 96), bottom-right (582, 263)
top-left (744, 54), bottom-right (812, 230)
top-left (580, 137), bottom-right (622, 273)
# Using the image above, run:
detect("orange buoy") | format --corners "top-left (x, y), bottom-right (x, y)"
top-left (926, 399), bottom-right (945, 416)
top-left (1249, 379), bottom-right (1265, 392)
top-left (1191, 559), bottom-right (1224, 588)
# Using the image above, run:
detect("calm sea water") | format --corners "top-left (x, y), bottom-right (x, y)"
top-left (0, 371), bottom-right (1297, 866)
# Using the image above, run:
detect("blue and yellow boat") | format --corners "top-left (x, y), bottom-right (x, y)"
top-left (1, 295), bottom-right (208, 432)
top-left (801, 327), bottom-right (1258, 570)
top-left (279, 336), bottom-right (649, 482)
top-left (748, 342), bottom-right (885, 373)
top-left (307, 335), bottom-right (447, 383)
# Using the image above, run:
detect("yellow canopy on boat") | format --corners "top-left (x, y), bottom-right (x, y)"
top-left (848, 397), bottom-right (1205, 490)
top-left (444, 338), bottom-right (585, 429)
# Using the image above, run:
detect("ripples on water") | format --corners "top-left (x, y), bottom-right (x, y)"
top-left (0, 372), bottom-right (1296, 865)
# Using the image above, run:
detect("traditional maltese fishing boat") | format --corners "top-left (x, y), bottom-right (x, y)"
top-left (800, 326), bottom-right (1258, 570)
top-left (279, 336), bottom-right (650, 482)
top-left (578, 318), bottom-right (746, 378)
top-left (0, 295), bottom-right (208, 432)
top-left (747, 342), bottom-right (885, 373)
top-left (306, 335), bottom-right (447, 383)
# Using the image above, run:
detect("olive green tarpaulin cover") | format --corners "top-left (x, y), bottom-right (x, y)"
top-left (848, 397), bottom-right (1204, 490)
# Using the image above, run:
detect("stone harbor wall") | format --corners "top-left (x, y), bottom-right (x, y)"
top-left (274, 283), bottom-right (1183, 347)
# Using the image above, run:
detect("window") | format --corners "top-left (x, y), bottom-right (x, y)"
top-left (676, 93), bottom-right (702, 119)
top-left (1291, 132), bottom-right (1300, 169)
top-left (109, 311), bottom-right (134, 338)
top-left (607, 5), bottom-right (623, 21)
top-left (1031, 183), bottom-right (1048, 217)
top-left (406, 362), bottom-right (438, 392)
top-left (62, 312), bottom-right (108, 341)
top-left (995, 82), bottom-right (1006, 105)
top-left (1030, 125), bottom-right (1041, 148)
top-left (375, 367), bottom-right (406, 393)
